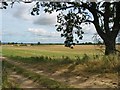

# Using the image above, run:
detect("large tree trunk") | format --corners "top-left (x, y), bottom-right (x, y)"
top-left (90, 2), bottom-right (120, 55)
top-left (104, 38), bottom-right (116, 55)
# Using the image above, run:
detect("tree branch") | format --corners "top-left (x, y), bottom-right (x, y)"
top-left (84, 20), bottom-right (93, 23)
top-left (104, 2), bottom-right (111, 34)
top-left (112, 2), bottom-right (120, 38)
top-left (90, 3), bottom-right (105, 40)
top-left (57, 2), bottom-right (104, 16)
top-left (56, 5), bottom-right (74, 11)
top-left (80, 2), bottom-right (104, 16)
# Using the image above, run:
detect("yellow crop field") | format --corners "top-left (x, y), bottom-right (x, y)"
top-left (2, 45), bottom-right (104, 58)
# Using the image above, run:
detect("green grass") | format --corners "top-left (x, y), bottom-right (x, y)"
top-left (2, 61), bottom-right (20, 89)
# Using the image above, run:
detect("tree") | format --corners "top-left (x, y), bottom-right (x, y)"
top-left (37, 42), bottom-right (41, 45)
top-left (1, 0), bottom-right (120, 55)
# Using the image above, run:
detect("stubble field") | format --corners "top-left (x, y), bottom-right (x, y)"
top-left (2, 45), bottom-right (102, 58)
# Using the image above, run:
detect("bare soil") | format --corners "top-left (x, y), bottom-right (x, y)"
top-left (4, 57), bottom-right (119, 88)
top-left (8, 71), bottom-right (40, 88)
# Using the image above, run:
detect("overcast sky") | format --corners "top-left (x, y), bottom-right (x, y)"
top-left (0, 2), bottom-right (97, 43)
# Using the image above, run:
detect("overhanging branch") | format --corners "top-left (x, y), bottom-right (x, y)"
top-left (84, 20), bottom-right (93, 23)
top-left (56, 5), bottom-right (74, 11)
top-left (80, 2), bottom-right (104, 17)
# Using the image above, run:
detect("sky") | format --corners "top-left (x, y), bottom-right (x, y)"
top-left (0, 2), bottom-right (97, 43)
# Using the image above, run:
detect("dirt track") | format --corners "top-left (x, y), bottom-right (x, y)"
top-left (3, 57), bottom-right (118, 88)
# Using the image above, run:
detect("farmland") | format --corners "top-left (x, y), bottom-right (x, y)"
top-left (1, 45), bottom-right (120, 89)
top-left (2, 45), bottom-right (102, 58)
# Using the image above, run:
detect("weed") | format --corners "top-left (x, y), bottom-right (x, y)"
top-left (85, 55), bottom-right (119, 73)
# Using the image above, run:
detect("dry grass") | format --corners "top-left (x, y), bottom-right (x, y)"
top-left (2, 45), bottom-right (120, 88)
top-left (2, 45), bottom-right (101, 58)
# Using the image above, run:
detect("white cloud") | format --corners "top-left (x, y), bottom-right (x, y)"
top-left (28, 28), bottom-right (64, 43)
top-left (13, 3), bottom-right (59, 25)
top-left (33, 12), bottom-right (58, 25)
top-left (13, 3), bottom-right (36, 21)
top-left (28, 28), bottom-right (60, 37)
top-left (81, 23), bottom-right (97, 34)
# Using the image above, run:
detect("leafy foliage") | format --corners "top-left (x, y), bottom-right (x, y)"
top-left (39, 2), bottom-right (93, 47)
top-left (32, 1), bottom-right (120, 49)
top-left (0, 2), bottom-right (8, 9)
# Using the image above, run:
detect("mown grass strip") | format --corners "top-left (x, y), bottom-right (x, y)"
top-left (3, 60), bottom-right (70, 89)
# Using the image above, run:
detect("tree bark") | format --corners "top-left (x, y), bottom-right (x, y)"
top-left (90, 2), bottom-right (119, 55)
top-left (104, 37), bottom-right (116, 55)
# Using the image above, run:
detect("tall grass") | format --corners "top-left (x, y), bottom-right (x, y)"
top-left (2, 61), bottom-right (19, 89)
top-left (7, 55), bottom-right (74, 65)
top-left (85, 55), bottom-right (119, 73)
top-left (7, 53), bottom-right (119, 74)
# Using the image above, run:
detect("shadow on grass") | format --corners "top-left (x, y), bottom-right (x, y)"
top-left (7, 55), bottom-right (74, 65)
top-left (5, 54), bottom-right (120, 74)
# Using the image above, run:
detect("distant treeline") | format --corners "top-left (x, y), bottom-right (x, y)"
top-left (0, 41), bottom-right (120, 46)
